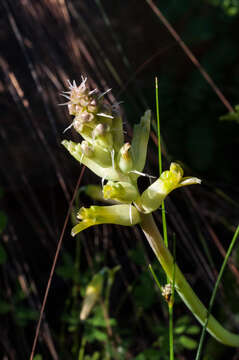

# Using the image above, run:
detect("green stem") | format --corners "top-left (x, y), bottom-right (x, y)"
top-left (155, 77), bottom-right (168, 248)
top-left (195, 225), bottom-right (239, 360)
top-left (140, 213), bottom-right (239, 347)
top-left (168, 304), bottom-right (174, 360)
top-left (169, 234), bottom-right (176, 360)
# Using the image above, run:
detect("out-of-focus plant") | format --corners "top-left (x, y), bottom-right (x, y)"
top-left (220, 104), bottom-right (239, 124)
top-left (57, 257), bottom-right (125, 359)
top-left (207, 0), bottom-right (239, 16)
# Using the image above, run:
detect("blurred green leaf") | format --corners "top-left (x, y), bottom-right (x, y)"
top-left (186, 325), bottom-right (200, 335)
top-left (207, 0), bottom-right (239, 16)
top-left (133, 348), bottom-right (165, 360)
top-left (178, 335), bottom-right (198, 350)
top-left (174, 324), bottom-right (187, 335)
top-left (33, 355), bottom-right (43, 360)
top-left (86, 328), bottom-right (108, 343)
top-left (220, 105), bottom-right (239, 124)
top-left (14, 307), bottom-right (38, 327)
top-left (91, 352), bottom-right (100, 360)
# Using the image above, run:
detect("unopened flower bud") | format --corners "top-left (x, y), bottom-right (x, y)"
top-left (80, 111), bottom-right (94, 123)
top-left (117, 143), bottom-right (133, 174)
top-left (81, 141), bottom-right (94, 157)
top-left (93, 123), bottom-right (108, 138)
top-left (92, 123), bottom-right (113, 150)
top-left (73, 119), bottom-right (84, 133)
top-left (79, 96), bottom-right (90, 107)
top-left (88, 99), bottom-right (98, 113)
top-left (68, 103), bottom-right (76, 115)
top-left (70, 88), bottom-right (85, 104)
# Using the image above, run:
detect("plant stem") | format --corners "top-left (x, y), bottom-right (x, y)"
top-left (140, 213), bottom-right (239, 347)
top-left (195, 225), bottom-right (239, 360)
top-left (168, 304), bottom-right (174, 360)
top-left (155, 77), bottom-right (168, 248)
top-left (169, 235), bottom-right (176, 360)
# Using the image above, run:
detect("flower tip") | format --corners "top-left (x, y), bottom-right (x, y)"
top-left (180, 177), bottom-right (202, 186)
top-left (71, 229), bottom-right (77, 237)
top-left (190, 177), bottom-right (202, 185)
top-left (170, 162), bottom-right (184, 177)
top-left (61, 139), bottom-right (68, 147)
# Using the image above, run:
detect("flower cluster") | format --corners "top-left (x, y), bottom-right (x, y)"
top-left (62, 77), bottom-right (201, 236)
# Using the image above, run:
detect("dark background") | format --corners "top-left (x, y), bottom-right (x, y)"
top-left (1, 1), bottom-right (239, 359)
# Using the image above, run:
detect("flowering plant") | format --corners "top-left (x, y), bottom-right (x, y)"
top-left (62, 77), bottom-right (239, 347)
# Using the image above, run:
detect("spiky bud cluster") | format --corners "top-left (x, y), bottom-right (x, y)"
top-left (62, 77), bottom-right (122, 155)
top-left (62, 77), bottom-right (152, 185)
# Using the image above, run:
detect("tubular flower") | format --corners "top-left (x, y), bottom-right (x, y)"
top-left (62, 77), bottom-right (200, 233)
top-left (140, 163), bottom-right (201, 213)
top-left (71, 204), bottom-right (141, 237)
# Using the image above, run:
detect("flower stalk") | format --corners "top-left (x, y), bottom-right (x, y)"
top-left (140, 213), bottom-right (239, 347)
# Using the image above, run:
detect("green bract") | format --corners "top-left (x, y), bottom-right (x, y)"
top-left (62, 78), bottom-right (201, 235)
